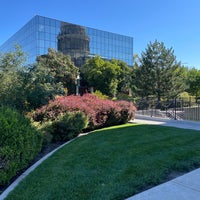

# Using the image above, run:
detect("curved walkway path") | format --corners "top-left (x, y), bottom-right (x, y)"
top-left (127, 114), bottom-right (200, 200)
top-left (132, 114), bottom-right (200, 131)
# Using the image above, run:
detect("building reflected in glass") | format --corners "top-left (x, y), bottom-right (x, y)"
top-left (0, 15), bottom-right (133, 66)
top-left (57, 22), bottom-right (90, 66)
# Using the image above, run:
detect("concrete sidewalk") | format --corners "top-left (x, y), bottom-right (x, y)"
top-left (126, 168), bottom-right (200, 200)
top-left (133, 114), bottom-right (200, 131)
top-left (127, 115), bottom-right (200, 200)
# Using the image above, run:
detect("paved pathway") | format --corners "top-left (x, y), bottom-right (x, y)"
top-left (133, 114), bottom-right (200, 130)
top-left (127, 115), bottom-right (200, 200)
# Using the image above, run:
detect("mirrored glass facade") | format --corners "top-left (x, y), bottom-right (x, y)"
top-left (0, 15), bottom-right (133, 66)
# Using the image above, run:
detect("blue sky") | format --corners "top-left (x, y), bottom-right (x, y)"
top-left (1, 0), bottom-right (200, 68)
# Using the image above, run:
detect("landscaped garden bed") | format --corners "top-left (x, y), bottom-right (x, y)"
top-left (4, 124), bottom-right (200, 200)
top-left (0, 94), bottom-right (136, 195)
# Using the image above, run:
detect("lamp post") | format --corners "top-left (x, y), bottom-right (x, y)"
top-left (76, 74), bottom-right (80, 95)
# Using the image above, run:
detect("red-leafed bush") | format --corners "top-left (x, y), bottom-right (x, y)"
top-left (32, 94), bottom-right (136, 130)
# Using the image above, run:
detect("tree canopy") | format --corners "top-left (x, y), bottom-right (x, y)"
top-left (1, 42), bottom-right (198, 112)
top-left (0, 47), bottom-right (80, 111)
top-left (23, 48), bottom-right (80, 110)
top-left (111, 59), bottom-right (133, 95)
top-left (134, 40), bottom-right (186, 100)
top-left (36, 48), bottom-right (79, 94)
top-left (81, 56), bottom-right (133, 97)
top-left (0, 45), bottom-right (27, 110)
top-left (186, 68), bottom-right (200, 98)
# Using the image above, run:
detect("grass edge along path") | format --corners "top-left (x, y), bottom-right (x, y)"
top-left (5, 124), bottom-right (200, 200)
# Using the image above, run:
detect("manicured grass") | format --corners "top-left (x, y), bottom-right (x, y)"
top-left (6, 124), bottom-right (200, 200)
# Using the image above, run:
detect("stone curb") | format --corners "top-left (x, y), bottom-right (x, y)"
top-left (0, 138), bottom-right (77, 200)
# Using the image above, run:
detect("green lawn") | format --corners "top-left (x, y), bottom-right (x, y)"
top-left (6, 124), bottom-right (200, 200)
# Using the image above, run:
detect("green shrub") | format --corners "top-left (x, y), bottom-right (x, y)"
top-left (50, 111), bottom-right (88, 142)
top-left (0, 106), bottom-right (42, 186)
top-left (41, 129), bottom-right (53, 147)
top-left (33, 121), bottom-right (54, 147)
top-left (92, 90), bottom-right (109, 100)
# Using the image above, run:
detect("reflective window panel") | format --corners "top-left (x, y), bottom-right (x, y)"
top-left (0, 15), bottom-right (133, 66)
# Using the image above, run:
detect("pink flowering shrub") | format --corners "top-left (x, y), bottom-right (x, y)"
top-left (32, 93), bottom-right (136, 130)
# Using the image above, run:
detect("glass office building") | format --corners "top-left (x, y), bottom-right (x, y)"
top-left (0, 15), bottom-right (133, 66)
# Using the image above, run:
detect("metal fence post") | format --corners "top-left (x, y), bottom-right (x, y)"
top-left (174, 98), bottom-right (177, 120)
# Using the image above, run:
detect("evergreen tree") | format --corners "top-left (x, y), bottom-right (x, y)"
top-left (135, 40), bottom-right (186, 100)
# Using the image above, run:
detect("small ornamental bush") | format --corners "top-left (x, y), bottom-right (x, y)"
top-left (50, 111), bottom-right (88, 141)
top-left (32, 94), bottom-right (136, 131)
top-left (116, 100), bottom-right (136, 123)
top-left (0, 106), bottom-right (42, 186)
top-left (92, 90), bottom-right (109, 100)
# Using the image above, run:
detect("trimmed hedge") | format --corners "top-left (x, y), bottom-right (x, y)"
top-left (32, 94), bottom-right (136, 130)
top-left (0, 106), bottom-right (42, 186)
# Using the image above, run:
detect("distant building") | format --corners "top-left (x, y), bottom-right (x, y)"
top-left (0, 15), bottom-right (133, 66)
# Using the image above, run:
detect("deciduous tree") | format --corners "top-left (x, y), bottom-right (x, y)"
top-left (0, 45), bottom-right (27, 110)
top-left (36, 48), bottom-right (79, 94)
top-left (81, 56), bottom-right (120, 97)
top-left (186, 68), bottom-right (200, 98)
top-left (111, 59), bottom-right (132, 95)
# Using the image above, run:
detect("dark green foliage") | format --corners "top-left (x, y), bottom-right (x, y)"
top-left (24, 64), bottom-right (66, 110)
top-left (186, 68), bottom-right (200, 98)
top-left (0, 106), bottom-right (42, 186)
top-left (0, 45), bottom-right (28, 111)
top-left (81, 57), bottom-right (134, 98)
top-left (135, 40), bottom-right (186, 100)
top-left (49, 111), bottom-right (88, 141)
top-left (81, 56), bottom-right (121, 97)
top-left (112, 59), bottom-right (133, 95)
top-left (0, 47), bottom-right (79, 112)
top-left (40, 127), bottom-right (53, 147)
top-left (23, 48), bottom-right (79, 110)
top-left (36, 48), bottom-right (79, 95)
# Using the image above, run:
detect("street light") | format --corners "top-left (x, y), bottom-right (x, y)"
top-left (76, 74), bottom-right (80, 95)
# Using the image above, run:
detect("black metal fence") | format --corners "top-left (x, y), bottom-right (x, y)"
top-left (136, 97), bottom-right (200, 122)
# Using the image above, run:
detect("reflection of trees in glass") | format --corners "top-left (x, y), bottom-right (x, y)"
top-left (57, 22), bottom-right (90, 66)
